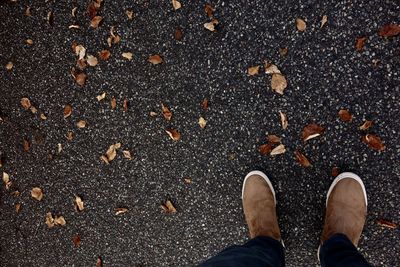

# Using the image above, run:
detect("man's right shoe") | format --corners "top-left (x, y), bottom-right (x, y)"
top-left (321, 172), bottom-right (368, 246)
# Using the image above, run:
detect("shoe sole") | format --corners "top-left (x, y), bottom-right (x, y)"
top-left (242, 170), bottom-right (276, 204)
top-left (318, 172), bottom-right (368, 262)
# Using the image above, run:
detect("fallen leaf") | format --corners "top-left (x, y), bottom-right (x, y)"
top-left (301, 123), bottom-right (324, 141)
top-left (123, 99), bottom-right (128, 112)
top-left (2, 172), bottom-right (11, 190)
top-left (122, 52), bottom-right (133, 60)
top-left (338, 109), bottom-right (353, 122)
top-left (267, 135), bottom-right (281, 144)
top-left (104, 143), bottom-right (121, 162)
top-left (100, 155), bottom-right (109, 164)
top-left (64, 104), bottom-right (72, 118)
top-left (126, 10), bottom-right (134, 20)
top-left (73, 235), bottom-right (81, 247)
top-left (5, 62), bottom-right (13, 71)
top-left (150, 111), bottom-right (158, 117)
top-left (259, 143), bottom-right (274, 155)
top-left (247, 65), bottom-right (260, 76)
top-left (279, 47), bottom-right (288, 57)
top-left (115, 207), bottom-right (128, 215)
top-left (122, 150), bottom-right (132, 160)
top-left (184, 178), bottom-right (192, 184)
top-left (161, 200), bottom-right (177, 213)
top-left (57, 143), bottom-right (62, 153)
top-left (171, 0), bottom-right (181, 10)
top-left (15, 203), bottom-right (21, 213)
top-left (294, 150), bottom-right (311, 167)
top-left (73, 71), bottom-right (87, 86)
top-left (30, 106), bottom-right (38, 114)
top-left (11, 191), bottom-right (20, 197)
top-left (74, 195), bottom-right (84, 212)
top-left (21, 98), bottom-right (31, 110)
top-left (378, 24), bottom-right (400, 37)
top-left (47, 11), bottom-right (54, 26)
top-left (31, 187), bottom-right (43, 201)
top-left (361, 134), bottom-right (385, 151)
top-left (96, 92), bottom-right (106, 101)
top-left (90, 15), bottom-right (103, 28)
top-left (359, 120), bottom-right (373, 130)
top-left (111, 97), bottom-right (117, 110)
top-left (271, 73), bottom-right (287, 95)
top-left (204, 19), bottom-right (219, 32)
top-left (23, 139), bottom-right (30, 152)
top-left (320, 15), bottom-right (328, 28)
top-left (72, 7), bottom-right (78, 17)
top-left (161, 103), bottom-right (172, 121)
top-left (296, 18), bottom-right (306, 32)
top-left (270, 144), bottom-right (286, 155)
top-left (205, 3), bottom-right (215, 17)
top-left (40, 113), bottom-right (47, 120)
top-left (279, 111), bottom-right (288, 130)
top-left (166, 129), bottom-right (181, 141)
top-left (54, 215), bottom-right (66, 226)
top-left (174, 28), bottom-right (183, 40)
top-left (201, 98), bottom-right (209, 110)
top-left (74, 45), bottom-right (86, 60)
top-left (264, 62), bottom-right (281, 74)
top-left (331, 166), bottom-right (339, 177)
top-left (198, 117), bottom-right (207, 129)
top-left (376, 219), bottom-right (398, 229)
top-left (99, 50), bottom-right (111, 60)
top-left (69, 25), bottom-right (80, 29)
top-left (87, 55), bottom-right (98, 66)
top-left (97, 256), bottom-right (103, 267)
top-left (355, 36), bottom-right (367, 51)
top-left (148, 54), bottom-right (163, 64)
top-left (67, 131), bottom-right (74, 141)
top-left (107, 26), bottom-right (121, 47)
top-left (77, 120), bottom-right (87, 128)
top-left (25, 6), bottom-right (31, 16)
top-left (45, 212), bottom-right (55, 228)
top-left (26, 39), bottom-right (33, 45)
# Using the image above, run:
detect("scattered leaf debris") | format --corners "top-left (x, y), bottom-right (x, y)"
top-left (279, 111), bottom-right (288, 129)
top-left (99, 50), bottom-right (111, 60)
top-left (267, 134), bottom-right (281, 144)
top-left (361, 134), bottom-right (385, 151)
top-left (259, 143), bottom-right (274, 155)
top-left (64, 104), bottom-right (72, 118)
top-left (115, 207), bottom-right (128, 215)
top-left (174, 28), bottom-right (183, 40)
top-left (46, 212), bottom-right (66, 228)
top-left (279, 47), bottom-right (288, 57)
top-left (160, 200), bottom-right (177, 213)
top-left (378, 23), bottom-right (400, 37)
top-left (198, 117), bottom-right (207, 129)
top-left (74, 195), bottom-right (84, 212)
top-left (96, 256), bottom-right (103, 267)
top-left (2, 172), bottom-right (12, 190)
top-left (171, 0), bottom-right (182, 10)
top-left (126, 10), bottom-right (134, 20)
top-left (6, 62), bottom-right (13, 71)
top-left (90, 15), bottom-right (103, 28)
top-left (101, 143), bottom-right (121, 164)
top-left (31, 187), bottom-right (43, 201)
top-left (184, 178), bottom-right (192, 184)
top-left (23, 139), bottom-right (30, 152)
top-left (270, 144), bottom-right (286, 156)
top-left (122, 52), bottom-right (133, 60)
top-left (71, 69), bottom-right (87, 86)
top-left (123, 99), bottom-right (129, 112)
top-left (76, 120), bottom-right (87, 128)
top-left (296, 18), bottom-right (306, 32)
top-left (338, 109), bottom-right (353, 122)
top-left (122, 150), bottom-right (132, 160)
top-left (294, 150), bottom-right (311, 167)
top-left (73, 235), bottom-right (81, 247)
top-left (359, 120), bottom-right (373, 131)
top-left (96, 92), bottom-right (106, 101)
top-left (111, 97), bottom-right (117, 110)
top-left (15, 203), bottom-right (22, 213)
top-left (166, 129), bottom-right (181, 141)
top-left (355, 36), bottom-right (367, 51)
top-left (161, 103), bottom-right (172, 121)
top-left (205, 3), bottom-right (215, 17)
top-left (320, 15), bottom-right (328, 28)
top-left (331, 166), bottom-right (340, 177)
top-left (201, 98), bottom-right (209, 110)
top-left (87, 55), bottom-right (98, 66)
top-left (204, 19), bottom-right (219, 32)
top-left (148, 54), bottom-right (163, 64)
top-left (376, 219), bottom-right (398, 229)
top-left (26, 39), bottom-right (33, 45)
top-left (247, 65), bottom-right (260, 76)
top-left (21, 98), bottom-right (31, 110)
top-left (301, 123), bottom-right (324, 141)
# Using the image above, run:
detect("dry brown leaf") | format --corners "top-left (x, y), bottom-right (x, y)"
top-left (205, 4), bottom-right (215, 17)
top-left (161, 200), bottom-right (177, 213)
top-left (74, 72), bottom-right (87, 86)
top-left (72, 7), bottom-right (78, 17)
top-left (148, 54), bottom-right (163, 64)
top-left (45, 212), bottom-right (55, 228)
top-left (72, 235), bottom-right (81, 247)
top-left (376, 219), bottom-right (398, 229)
top-left (379, 24), bottom-right (400, 37)
top-left (355, 36), bottom-right (367, 51)
top-left (321, 15), bottom-right (328, 28)
top-left (69, 25), bottom-right (80, 29)
top-left (87, 55), bottom-right (98, 66)
top-left (25, 6), bottom-right (31, 16)
top-left (31, 187), bottom-right (43, 201)
top-left (199, 117), bottom-right (207, 129)
top-left (23, 139), bottom-right (30, 152)
top-left (21, 98), bottom-right (31, 110)
top-left (26, 39), bottom-right (33, 45)
top-left (99, 50), bottom-right (111, 60)
top-left (77, 120), bottom-right (87, 128)
top-left (150, 111), bottom-right (158, 117)
top-left (279, 47), bottom-right (288, 57)
top-left (96, 92), bottom-right (106, 101)
top-left (184, 178), bottom-right (192, 184)
top-left (166, 129), bottom-right (181, 141)
top-left (64, 104), bottom-right (72, 118)
top-left (161, 103), bottom-right (172, 121)
top-left (40, 113), bottom-right (47, 120)
top-left (30, 106), bottom-right (38, 114)
top-left (171, 0), bottom-right (181, 10)
top-left (202, 98), bottom-right (209, 110)
top-left (100, 155), bottom-right (109, 164)
top-left (174, 28), bottom-right (183, 40)
top-left (57, 143), bottom-right (62, 153)
top-left (270, 144), bottom-right (286, 155)
top-left (122, 150), bottom-right (132, 160)
top-left (90, 15), bottom-right (103, 28)
top-left (301, 123), bottom-right (324, 141)
top-left (122, 52), bottom-right (133, 60)
top-left (331, 166), bottom-right (340, 177)
top-left (338, 109), bottom-right (353, 122)
top-left (11, 191), bottom-right (21, 197)
top-left (294, 150), bottom-right (312, 167)
top-left (271, 73), bottom-right (287, 95)
top-left (105, 143), bottom-right (121, 162)
top-left (359, 120), bottom-right (373, 131)
top-left (75, 45), bottom-right (86, 60)
top-left (279, 111), bottom-right (288, 130)
top-left (247, 65), bottom-right (260, 76)
top-left (97, 256), bottom-right (103, 267)
top-left (47, 11), bottom-right (54, 26)
top-left (15, 203), bottom-right (22, 213)
top-left (296, 18), bottom-right (306, 32)
top-left (74, 195), bottom-right (84, 212)
top-left (361, 134), bottom-right (385, 151)
top-left (126, 10), bottom-right (134, 20)
top-left (111, 97), bottom-right (117, 110)
top-left (123, 99), bottom-right (128, 112)
top-left (259, 143), bottom-right (274, 155)
top-left (204, 19), bottom-right (219, 32)
top-left (267, 135), bottom-right (281, 144)
top-left (2, 172), bottom-right (11, 190)
top-left (264, 62), bottom-right (281, 74)
top-left (54, 215), bottom-right (66, 226)
top-left (5, 62), bottom-right (13, 71)
top-left (115, 207), bottom-right (128, 215)
top-left (67, 131), bottom-right (74, 141)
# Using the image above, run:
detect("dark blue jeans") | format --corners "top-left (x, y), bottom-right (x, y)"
top-left (199, 233), bottom-right (371, 267)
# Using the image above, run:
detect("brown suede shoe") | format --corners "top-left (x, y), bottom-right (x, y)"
top-left (321, 172), bottom-right (368, 246)
top-left (242, 171), bottom-right (281, 241)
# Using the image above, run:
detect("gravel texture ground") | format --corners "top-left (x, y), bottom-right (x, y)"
top-left (0, 0), bottom-right (399, 266)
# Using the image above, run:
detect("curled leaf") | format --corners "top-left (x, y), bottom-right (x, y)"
top-left (259, 143), bottom-right (274, 155)
top-left (204, 19), bottom-right (219, 32)
top-left (271, 73), bottom-right (287, 95)
top-left (171, 0), bottom-right (181, 10)
top-left (174, 28), bottom-right (183, 40)
top-left (148, 54), bottom-right (163, 64)
top-left (198, 117), bottom-right (207, 129)
top-left (87, 55), bottom-right (98, 66)
top-left (361, 134), bottom-right (385, 151)
top-left (123, 99), bottom-right (128, 112)
top-left (201, 98), bottom-right (209, 110)
top-left (161, 200), bottom-right (177, 213)
top-left (115, 207), bottom-right (128, 215)
top-left (166, 129), bottom-right (181, 141)
top-left (205, 4), bottom-right (215, 17)
top-left (31, 187), bottom-right (43, 201)
top-left (96, 92), bottom-right (106, 101)
top-left (301, 123), bottom-right (324, 141)
top-left (338, 109), bottom-right (352, 122)
top-left (74, 195), bottom-right (84, 212)
top-left (355, 36), bottom-right (367, 52)
top-left (2, 172), bottom-right (12, 190)
top-left (64, 104), bottom-right (72, 118)
top-left (76, 120), bottom-right (87, 128)
top-left (296, 18), bottom-right (306, 32)
top-left (111, 97), bottom-right (117, 110)
top-left (294, 150), bottom-right (311, 167)
top-left (126, 10), bottom-right (134, 20)
top-left (279, 111), bottom-right (288, 129)
top-left (320, 15), bottom-right (328, 28)
top-left (267, 135), bottom-right (281, 144)
top-left (359, 120), bottom-right (373, 130)
top-left (247, 65), bottom-right (260, 76)
top-left (270, 144), bottom-right (286, 155)
top-left (90, 15), bottom-right (103, 28)
top-left (99, 50), bottom-right (111, 60)
top-left (21, 98), bottom-right (31, 110)
top-left (122, 52), bottom-right (133, 60)
top-left (122, 150), bottom-right (132, 160)
top-left (73, 235), bottom-right (81, 247)
top-left (161, 103), bottom-right (172, 121)
top-left (376, 219), bottom-right (398, 229)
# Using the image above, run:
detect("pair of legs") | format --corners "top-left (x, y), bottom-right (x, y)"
top-left (199, 171), bottom-right (371, 266)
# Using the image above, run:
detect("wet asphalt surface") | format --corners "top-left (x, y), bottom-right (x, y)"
top-left (0, 0), bottom-right (399, 266)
